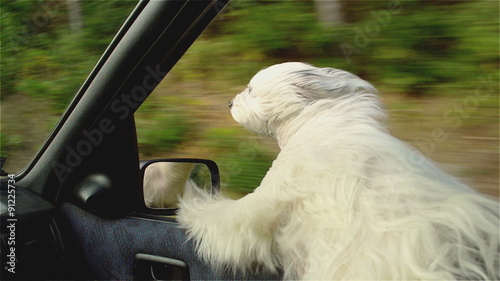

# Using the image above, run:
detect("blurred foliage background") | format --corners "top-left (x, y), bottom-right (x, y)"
top-left (1, 0), bottom-right (498, 197)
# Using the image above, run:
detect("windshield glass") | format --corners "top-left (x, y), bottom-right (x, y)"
top-left (1, 1), bottom-right (137, 173)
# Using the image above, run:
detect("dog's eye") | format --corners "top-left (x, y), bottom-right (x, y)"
top-left (247, 86), bottom-right (252, 94)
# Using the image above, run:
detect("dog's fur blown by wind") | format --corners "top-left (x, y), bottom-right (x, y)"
top-left (177, 62), bottom-right (499, 280)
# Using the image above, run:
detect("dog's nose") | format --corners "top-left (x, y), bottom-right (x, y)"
top-left (229, 100), bottom-right (233, 108)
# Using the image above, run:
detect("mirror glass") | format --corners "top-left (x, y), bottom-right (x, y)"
top-left (143, 162), bottom-right (212, 209)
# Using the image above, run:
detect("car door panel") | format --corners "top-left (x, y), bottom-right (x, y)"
top-left (59, 202), bottom-right (282, 280)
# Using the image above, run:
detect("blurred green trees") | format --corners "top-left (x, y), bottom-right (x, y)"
top-left (2, 0), bottom-right (497, 106)
top-left (219, 0), bottom-right (498, 95)
top-left (1, 1), bottom-right (136, 109)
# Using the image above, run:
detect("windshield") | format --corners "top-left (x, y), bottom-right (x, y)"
top-left (0, 1), bottom-right (137, 173)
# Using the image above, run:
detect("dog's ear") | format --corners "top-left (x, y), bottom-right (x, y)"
top-left (292, 67), bottom-right (376, 101)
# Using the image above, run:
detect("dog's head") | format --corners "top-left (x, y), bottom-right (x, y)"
top-left (230, 62), bottom-right (379, 138)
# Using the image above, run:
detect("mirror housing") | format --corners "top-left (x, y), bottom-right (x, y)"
top-left (140, 158), bottom-right (219, 210)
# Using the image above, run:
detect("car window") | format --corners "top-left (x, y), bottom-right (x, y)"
top-left (0, 1), bottom-right (137, 174)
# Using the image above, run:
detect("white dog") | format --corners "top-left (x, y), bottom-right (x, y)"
top-left (177, 62), bottom-right (499, 280)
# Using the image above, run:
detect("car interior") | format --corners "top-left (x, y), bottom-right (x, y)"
top-left (1, 0), bottom-right (281, 280)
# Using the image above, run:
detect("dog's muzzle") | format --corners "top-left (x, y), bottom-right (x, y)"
top-left (229, 99), bottom-right (233, 108)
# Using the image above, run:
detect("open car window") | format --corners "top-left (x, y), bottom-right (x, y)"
top-left (1, 1), bottom-right (137, 174)
top-left (134, 19), bottom-right (280, 200)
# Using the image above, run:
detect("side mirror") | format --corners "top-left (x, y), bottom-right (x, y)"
top-left (140, 158), bottom-right (219, 209)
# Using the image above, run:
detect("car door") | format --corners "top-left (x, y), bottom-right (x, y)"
top-left (1, 0), bottom-right (281, 280)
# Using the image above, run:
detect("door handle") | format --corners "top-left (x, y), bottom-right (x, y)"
top-left (134, 253), bottom-right (189, 281)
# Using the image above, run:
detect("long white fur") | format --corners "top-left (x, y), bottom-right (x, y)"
top-left (177, 62), bottom-right (499, 280)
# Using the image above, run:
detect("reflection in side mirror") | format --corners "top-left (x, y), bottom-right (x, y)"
top-left (141, 159), bottom-right (219, 209)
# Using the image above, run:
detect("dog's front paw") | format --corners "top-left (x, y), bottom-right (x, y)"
top-left (176, 182), bottom-right (231, 237)
top-left (177, 191), bottom-right (281, 276)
